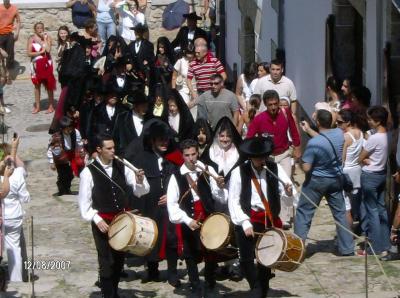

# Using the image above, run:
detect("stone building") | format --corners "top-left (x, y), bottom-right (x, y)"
top-left (223, 0), bottom-right (400, 115)
top-left (11, 0), bottom-right (205, 79)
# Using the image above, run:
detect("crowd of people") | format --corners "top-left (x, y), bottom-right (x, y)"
top-left (0, 0), bottom-right (399, 297)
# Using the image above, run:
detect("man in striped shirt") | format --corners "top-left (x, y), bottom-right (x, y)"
top-left (186, 37), bottom-right (226, 101)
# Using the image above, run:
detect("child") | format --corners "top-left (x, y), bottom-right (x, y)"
top-left (47, 116), bottom-right (85, 196)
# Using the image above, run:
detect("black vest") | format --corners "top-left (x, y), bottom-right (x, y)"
top-left (176, 170), bottom-right (215, 218)
top-left (88, 159), bottom-right (130, 213)
top-left (239, 161), bottom-right (281, 218)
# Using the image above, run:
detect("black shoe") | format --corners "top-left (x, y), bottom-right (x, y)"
top-left (141, 270), bottom-right (161, 283)
top-left (168, 276), bottom-right (181, 288)
top-left (119, 270), bottom-right (129, 278)
top-left (380, 252), bottom-right (400, 261)
top-left (189, 282), bottom-right (202, 297)
top-left (64, 189), bottom-right (73, 195)
top-left (94, 280), bottom-right (101, 288)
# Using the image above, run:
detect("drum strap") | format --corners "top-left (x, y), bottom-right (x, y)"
top-left (185, 173), bottom-right (200, 197)
top-left (251, 174), bottom-right (275, 228)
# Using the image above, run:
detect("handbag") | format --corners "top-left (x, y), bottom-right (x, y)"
top-left (320, 133), bottom-right (354, 192)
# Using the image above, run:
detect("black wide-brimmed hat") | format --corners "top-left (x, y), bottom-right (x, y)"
top-left (142, 118), bottom-right (175, 149)
top-left (130, 23), bottom-right (148, 33)
top-left (183, 12), bottom-right (202, 20)
top-left (122, 90), bottom-right (148, 107)
top-left (239, 136), bottom-right (274, 158)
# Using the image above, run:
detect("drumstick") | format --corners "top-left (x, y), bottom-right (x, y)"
top-left (195, 163), bottom-right (221, 181)
top-left (109, 224), bottom-right (128, 240)
top-left (114, 155), bottom-right (141, 174)
top-left (263, 166), bottom-right (287, 186)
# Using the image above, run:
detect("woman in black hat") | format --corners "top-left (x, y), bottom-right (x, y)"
top-left (161, 89), bottom-right (194, 142)
top-left (227, 136), bottom-right (292, 297)
top-left (124, 119), bottom-right (182, 287)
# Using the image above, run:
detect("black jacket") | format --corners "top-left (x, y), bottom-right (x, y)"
top-left (112, 111), bottom-right (142, 156)
top-left (171, 26), bottom-right (208, 52)
top-left (128, 39), bottom-right (155, 73)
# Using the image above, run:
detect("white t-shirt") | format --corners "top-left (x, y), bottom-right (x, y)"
top-left (117, 3), bottom-right (145, 42)
top-left (174, 57), bottom-right (192, 98)
top-left (362, 132), bottom-right (388, 172)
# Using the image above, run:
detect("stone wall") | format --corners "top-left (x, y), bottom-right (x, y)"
top-left (12, 0), bottom-right (204, 79)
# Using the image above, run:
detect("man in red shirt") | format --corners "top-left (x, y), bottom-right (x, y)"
top-left (0, 0), bottom-right (20, 84)
top-left (186, 37), bottom-right (226, 100)
top-left (247, 90), bottom-right (301, 177)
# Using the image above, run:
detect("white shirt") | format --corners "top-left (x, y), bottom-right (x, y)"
top-left (47, 129), bottom-right (83, 164)
top-left (106, 105), bottom-right (115, 120)
top-left (78, 157), bottom-right (150, 224)
top-left (168, 113), bottom-right (180, 133)
top-left (187, 30), bottom-right (195, 41)
top-left (362, 132), bottom-right (388, 172)
top-left (254, 75), bottom-right (297, 111)
top-left (134, 41), bottom-right (141, 53)
top-left (117, 3), bottom-right (145, 42)
top-left (2, 167), bottom-right (30, 220)
top-left (132, 111), bottom-right (143, 136)
top-left (167, 160), bottom-right (227, 227)
top-left (228, 161), bottom-right (285, 231)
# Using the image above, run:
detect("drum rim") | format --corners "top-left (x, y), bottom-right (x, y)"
top-left (255, 228), bottom-right (287, 267)
top-left (108, 212), bottom-right (136, 251)
top-left (200, 212), bottom-right (232, 250)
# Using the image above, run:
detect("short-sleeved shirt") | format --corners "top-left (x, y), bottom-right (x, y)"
top-left (254, 74), bottom-right (297, 111)
top-left (0, 4), bottom-right (18, 35)
top-left (302, 128), bottom-right (344, 178)
top-left (71, 1), bottom-right (94, 29)
top-left (362, 132), bottom-right (388, 172)
top-left (197, 89), bottom-right (239, 129)
top-left (187, 53), bottom-right (225, 92)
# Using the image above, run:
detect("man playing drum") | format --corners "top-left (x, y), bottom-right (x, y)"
top-left (78, 133), bottom-right (149, 298)
top-left (228, 136), bottom-right (292, 297)
top-left (166, 139), bottom-right (226, 296)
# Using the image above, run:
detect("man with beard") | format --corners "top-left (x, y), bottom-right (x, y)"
top-left (112, 89), bottom-right (148, 156)
top-left (167, 139), bottom-right (226, 296)
top-left (124, 119), bottom-right (182, 287)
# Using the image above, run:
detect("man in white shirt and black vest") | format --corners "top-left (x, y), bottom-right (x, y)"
top-left (228, 136), bottom-right (292, 297)
top-left (167, 139), bottom-right (226, 296)
top-left (78, 133), bottom-right (149, 298)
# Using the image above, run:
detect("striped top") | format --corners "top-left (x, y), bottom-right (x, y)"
top-left (187, 53), bottom-right (225, 92)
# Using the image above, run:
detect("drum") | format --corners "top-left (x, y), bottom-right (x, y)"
top-left (255, 228), bottom-right (305, 272)
top-left (108, 212), bottom-right (158, 256)
top-left (200, 213), bottom-right (233, 250)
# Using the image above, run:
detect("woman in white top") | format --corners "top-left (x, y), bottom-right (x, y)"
top-left (171, 47), bottom-right (196, 119)
top-left (336, 109), bottom-right (363, 227)
top-left (116, 0), bottom-right (145, 44)
top-left (358, 106), bottom-right (390, 255)
top-left (249, 62), bottom-right (269, 95)
top-left (2, 156), bottom-right (30, 282)
top-left (235, 62), bottom-right (257, 110)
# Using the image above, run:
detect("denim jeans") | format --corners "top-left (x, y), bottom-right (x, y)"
top-left (97, 21), bottom-right (116, 45)
top-left (294, 175), bottom-right (354, 255)
top-left (360, 171), bottom-right (391, 254)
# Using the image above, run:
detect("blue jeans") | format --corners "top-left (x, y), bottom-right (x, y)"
top-left (97, 21), bottom-right (116, 45)
top-left (361, 171), bottom-right (390, 254)
top-left (294, 175), bottom-right (354, 255)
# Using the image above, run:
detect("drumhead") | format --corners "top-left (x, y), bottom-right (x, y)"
top-left (108, 213), bottom-right (135, 251)
top-left (200, 213), bottom-right (230, 250)
top-left (255, 229), bottom-right (284, 267)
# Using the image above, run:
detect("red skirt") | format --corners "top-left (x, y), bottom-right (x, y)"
top-left (31, 56), bottom-right (56, 91)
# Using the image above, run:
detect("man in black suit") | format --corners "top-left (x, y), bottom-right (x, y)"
top-left (112, 89), bottom-right (149, 156)
top-left (171, 12), bottom-right (208, 56)
top-left (128, 24), bottom-right (154, 89)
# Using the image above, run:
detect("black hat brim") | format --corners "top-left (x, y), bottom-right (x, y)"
top-left (183, 13), bottom-right (202, 20)
top-left (239, 137), bottom-right (274, 158)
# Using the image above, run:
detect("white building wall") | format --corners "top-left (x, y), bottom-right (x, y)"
top-left (283, 0), bottom-right (332, 115)
top-left (224, 0), bottom-right (241, 76)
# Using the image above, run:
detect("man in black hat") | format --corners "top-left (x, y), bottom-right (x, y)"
top-left (228, 136), bottom-right (292, 297)
top-left (128, 24), bottom-right (154, 87)
top-left (171, 11), bottom-right (208, 55)
top-left (125, 119), bottom-right (182, 287)
top-left (166, 139), bottom-right (225, 296)
top-left (112, 89), bottom-right (149, 156)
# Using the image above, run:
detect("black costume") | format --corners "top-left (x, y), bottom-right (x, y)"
top-left (171, 26), bottom-right (208, 53)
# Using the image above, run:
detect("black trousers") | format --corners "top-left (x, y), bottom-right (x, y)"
top-left (55, 163), bottom-right (73, 193)
top-left (0, 33), bottom-right (14, 70)
top-left (91, 222), bottom-right (125, 298)
top-left (182, 225), bottom-right (217, 287)
top-left (234, 222), bottom-right (273, 297)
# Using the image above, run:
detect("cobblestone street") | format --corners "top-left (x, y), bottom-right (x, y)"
top-left (1, 80), bottom-right (400, 298)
